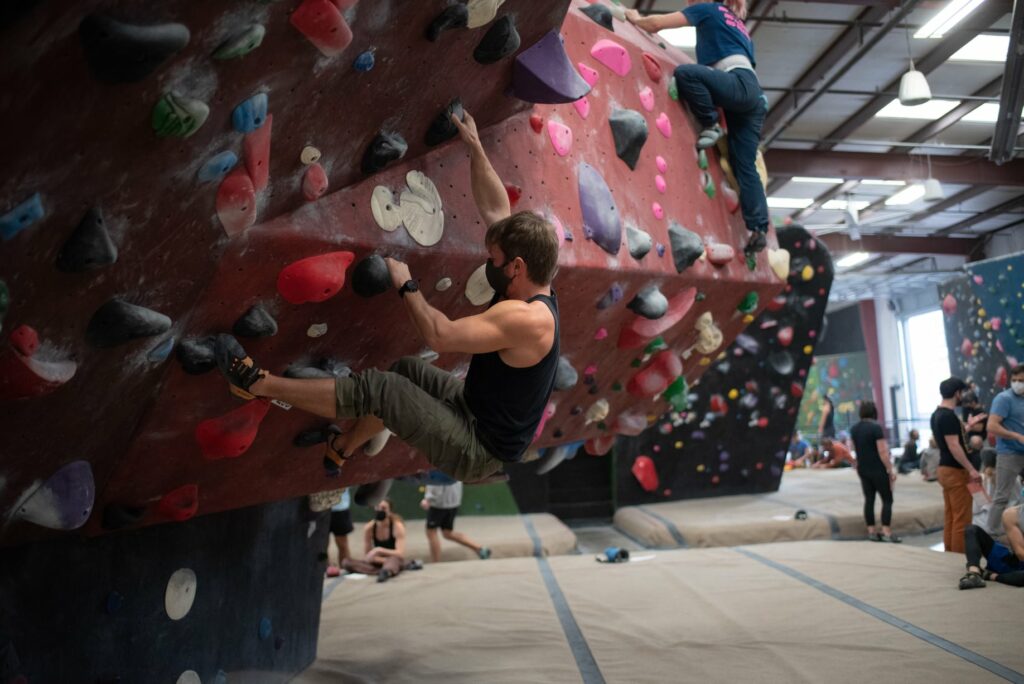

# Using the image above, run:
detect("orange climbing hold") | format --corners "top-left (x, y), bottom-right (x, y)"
top-left (290, 0), bottom-right (353, 57)
top-left (157, 484), bottom-right (200, 522)
top-left (277, 251), bottom-right (355, 304)
top-left (216, 168), bottom-right (257, 237)
top-left (195, 399), bottom-right (271, 459)
top-left (243, 114), bottom-right (272, 192)
top-left (302, 162), bottom-right (329, 201)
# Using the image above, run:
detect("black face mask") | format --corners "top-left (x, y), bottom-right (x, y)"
top-left (485, 258), bottom-right (514, 297)
top-left (374, 510), bottom-right (387, 521)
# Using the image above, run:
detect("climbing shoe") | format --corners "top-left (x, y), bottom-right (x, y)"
top-left (958, 572), bottom-right (985, 590)
top-left (214, 334), bottom-right (265, 400)
top-left (377, 569), bottom-right (392, 583)
top-left (696, 124), bottom-right (723, 150)
top-left (478, 547), bottom-right (492, 560)
top-left (743, 231), bottom-right (767, 256)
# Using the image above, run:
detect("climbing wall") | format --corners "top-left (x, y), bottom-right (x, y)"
top-left (796, 352), bottom-right (874, 437)
top-left (614, 225), bottom-right (834, 503)
top-left (0, 0), bottom-right (787, 544)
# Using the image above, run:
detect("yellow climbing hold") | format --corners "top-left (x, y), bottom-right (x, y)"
top-left (697, 464), bottom-right (705, 472)
top-left (699, 357), bottom-right (710, 366)
top-left (801, 265), bottom-right (813, 281)
top-left (978, 308), bottom-right (986, 317)
top-left (675, 441), bottom-right (683, 449)
top-left (742, 314), bottom-right (754, 324)
top-left (803, 344), bottom-right (813, 355)
top-left (728, 389), bottom-right (739, 400)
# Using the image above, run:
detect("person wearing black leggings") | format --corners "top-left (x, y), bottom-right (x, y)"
top-left (959, 506), bottom-right (1024, 589)
top-left (850, 401), bottom-right (900, 542)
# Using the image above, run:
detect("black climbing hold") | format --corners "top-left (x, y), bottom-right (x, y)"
top-left (627, 285), bottom-right (668, 320)
top-left (176, 336), bottom-right (217, 374)
top-left (101, 504), bottom-right (145, 531)
top-left (274, 636), bottom-right (285, 650)
top-left (351, 255), bottom-right (393, 298)
top-left (581, 4), bottom-right (615, 31)
top-left (554, 356), bottom-right (579, 391)
top-left (233, 304), bottom-right (278, 338)
top-left (668, 223), bottom-right (704, 273)
top-left (285, 358), bottom-right (351, 379)
top-left (79, 15), bottom-right (190, 83)
top-left (425, 98), bottom-right (465, 147)
top-left (0, 639), bottom-right (19, 678)
top-left (473, 15), bottom-right (520, 64)
top-left (426, 3), bottom-right (468, 41)
top-left (293, 426), bottom-right (330, 448)
top-left (609, 109), bottom-right (648, 170)
top-left (354, 479), bottom-right (393, 507)
top-left (361, 131), bottom-right (408, 175)
top-left (86, 298), bottom-right (171, 348)
top-left (794, 509), bottom-right (808, 520)
top-left (626, 226), bottom-right (652, 260)
top-left (56, 206), bottom-right (118, 272)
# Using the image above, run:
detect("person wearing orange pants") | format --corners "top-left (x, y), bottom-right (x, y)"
top-left (931, 377), bottom-right (985, 553)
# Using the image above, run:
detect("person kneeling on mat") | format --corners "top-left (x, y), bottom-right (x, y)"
top-left (420, 479), bottom-right (491, 563)
top-left (343, 499), bottom-right (407, 583)
top-left (960, 505), bottom-right (1024, 589)
top-left (211, 109), bottom-right (561, 484)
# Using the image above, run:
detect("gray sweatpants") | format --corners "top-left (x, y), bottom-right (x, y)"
top-left (986, 452), bottom-right (1024, 534)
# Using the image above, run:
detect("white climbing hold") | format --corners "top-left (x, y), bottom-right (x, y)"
top-left (307, 520), bottom-right (317, 538)
top-left (694, 312), bottom-right (723, 355)
top-left (400, 171), bottom-right (444, 247)
top-left (436, 277), bottom-right (453, 291)
top-left (768, 248), bottom-right (791, 280)
top-left (467, 0), bottom-right (506, 28)
top-left (307, 323), bottom-right (328, 338)
top-left (585, 398), bottom-right (610, 425)
top-left (465, 263), bottom-right (495, 306)
top-left (165, 568), bottom-right (197, 621)
top-left (371, 186), bottom-right (403, 232)
top-left (300, 145), bottom-right (321, 165)
top-left (176, 671), bottom-right (201, 684)
top-left (364, 428), bottom-right (393, 456)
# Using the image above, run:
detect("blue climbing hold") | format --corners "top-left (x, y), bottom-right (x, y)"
top-left (198, 151), bottom-right (238, 183)
top-left (212, 671), bottom-right (228, 684)
top-left (258, 617), bottom-right (272, 641)
top-left (106, 590), bottom-right (125, 614)
top-left (148, 336), bottom-right (176, 363)
top-left (1, 192), bottom-right (44, 241)
top-left (353, 49), bottom-right (375, 72)
top-left (232, 93), bottom-right (268, 133)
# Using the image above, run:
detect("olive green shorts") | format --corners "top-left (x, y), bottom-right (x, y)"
top-left (334, 356), bottom-right (503, 482)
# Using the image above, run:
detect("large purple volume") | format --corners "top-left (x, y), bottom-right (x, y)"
top-left (578, 162), bottom-right (622, 255)
top-left (16, 460), bottom-right (95, 530)
top-left (512, 30), bottom-right (591, 104)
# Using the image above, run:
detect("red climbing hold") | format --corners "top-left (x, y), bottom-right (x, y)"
top-left (216, 168), bottom-right (257, 237)
top-left (995, 365), bottom-right (1008, 388)
top-left (0, 326), bottom-right (77, 401)
top-left (631, 455), bottom-right (659, 492)
top-left (277, 251), bottom-right (355, 304)
top-left (790, 382), bottom-right (803, 398)
top-left (505, 183), bottom-right (522, 208)
top-left (10, 324), bottom-right (39, 357)
top-left (158, 484), bottom-right (200, 522)
top-left (529, 113), bottom-right (544, 133)
top-left (302, 162), bottom-right (329, 201)
top-left (290, 0), bottom-right (353, 57)
top-left (585, 434), bottom-right (616, 456)
top-left (766, 295), bottom-right (787, 312)
top-left (942, 293), bottom-right (957, 316)
top-left (709, 394), bottom-right (728, 415)
top-left (195, 399), bottom-right (271, 459)
top-left (627, 350), bottom-right (682, 397)
top-left (960, 338), bottom-right (973, 357)
top-left (641, 52), bottom-right (662, 82)
top-left (243, 113), bottom-right (272, 192)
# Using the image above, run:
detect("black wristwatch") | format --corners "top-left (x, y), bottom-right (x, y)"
top-left (398, 279), bottom-right (419, 298)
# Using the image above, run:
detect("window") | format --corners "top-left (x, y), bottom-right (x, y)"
top-left (899, 309), bottom-right (950, 441)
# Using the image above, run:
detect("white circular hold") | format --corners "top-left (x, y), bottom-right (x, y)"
top-left (307, 323), bottom-right (328, 338)
top-left (435, 277), bottom-right (452, 292)
top-left (165, 568), bottom-right (197, 621)
top-left (300, 145), bottom-right (321, 165)
top-left (400, 171), bottom-right (444, 247)
top-left (467, 0), bottom-right (506, 28)
top-left (371, 186), bottom-right (403, 232)
top-left (464, 263), bottom-right (495, 306)
top-left (177, 671), bottom-right (201, 684)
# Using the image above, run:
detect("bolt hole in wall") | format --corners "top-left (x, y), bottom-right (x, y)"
top-left (898, 309), bottom-right (950, 442)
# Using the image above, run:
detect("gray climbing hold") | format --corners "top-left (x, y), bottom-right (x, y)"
top-left (56, 206), bottom-right (118, 272)
top-left (351, 255), bottom-right (392, 298)
top-left (668, 222), bottom-right (704, 273)
top-left (86, 298), bottom-right (171, 348)
top-left (426, 3), bottom-right (468, 41)
top-left (233, 304), bottom-right (278, 338)
top-left (425, 98), bottom-right (465, 147)
top-left (176, 336), bottom-right (216, 374)
top-left (596, 283), bottom-right (624, 310)
top-left (293, 425), bottom-right (331, 447)
top-left (608, 109), bottom-right (648, 170)
top-left (473, 15), bottom-right (520, 64)
top-left (148, 336), bottom-right (175, 363)
top-left (79, 15), bottom-right (190, 83)
top-left (213, 24), bottom-right (265, 59)
top-left (768, 351), bottom-right (795, 376)
top-left (581, 4), bottom-right (615, 31)
top-left (284, 358), bottom-right (351, 379)
top-left (354, 479), bottom-right (393, 507)
top-left (362, 131), bottom-right (408, 175)
top-left (627, 285), bottom-right (668, 320)
top-left (626, 226), bottom-right (652, 260)
top-left (554, 356), bottom-right (579, 391)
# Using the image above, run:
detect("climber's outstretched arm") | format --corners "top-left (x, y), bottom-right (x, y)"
top-left (452, 109), bottom-right (511, 227)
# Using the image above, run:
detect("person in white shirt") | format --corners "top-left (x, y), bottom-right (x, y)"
top-left (420, 480), bottom-right (491, 563)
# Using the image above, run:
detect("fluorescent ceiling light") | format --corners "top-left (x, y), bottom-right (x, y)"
top-left (914, 0), bottom-right (986, 39)
top-left (949, 34), bottom-right (1009, 61)
top-left (885, 184), bottom-right (927, 206)
top-left (837, 252), bottom-right (871, 268)
top-left (960, 102), bottom-right (1024, 123)
top-left (822, 199), bottom-right (871, 211)
top-left (792, 176), bottom-right (844, 184)
top-left (767, 197), bottom-right (814, 209)
top-left (876, 98), bottom-right (961, 120)
top-left (859, 179), bottom-right (907, 186)
top-left (660, 27), bottom-right (696, 48)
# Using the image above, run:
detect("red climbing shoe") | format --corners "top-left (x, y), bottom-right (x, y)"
top-left (326, 566), bottom-right (341, 578)
top-left (214, 334), bottom-right (265, 400)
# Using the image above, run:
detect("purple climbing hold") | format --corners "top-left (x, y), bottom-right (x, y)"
top-left (578, 162), bottom-right (621, 255)
top-left (597, 283), bottom-right (624, 309)
top-left (15, 460), bottom-right (94, 530)
top-left (512, 30), bottom-right (591, 104)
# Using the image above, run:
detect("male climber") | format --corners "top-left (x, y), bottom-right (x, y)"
top-left (212, 110), bottom-right (561, 482)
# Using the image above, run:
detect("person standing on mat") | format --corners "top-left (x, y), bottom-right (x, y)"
top-left (818, 393), bottom-right (836, 442)
top-left (326, 488), bottom-right (352, 578)
top-left (986, 365), bottom-right (1024, 536)
top-left (210, 109), bottom-right (561, 483)
top-left (343, 499), bottom-right (407, 583)
top-left (850, 401), bottom-right (900, 542)
top-left (960, 505), bottom-right (1024, 589)
top-left (932, 377), bottom-right (985, 554)
top-left (420, 480), bottom-right (491, 563)
top-left (625, 1), bottom-right (769, 256)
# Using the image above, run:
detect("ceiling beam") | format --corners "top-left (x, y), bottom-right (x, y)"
top-left (935, 194), bottom-right (1024, 236)
top-left (817, 233), bottom-right (980, 255)
top-left (763, 149), bottom-right (1024, 186)
top-left (989, 1), bottom-right (1024, 164)
top-left (902, 186), bottom-right (990, 222)
top-left (896, 77), bottom-right (1004, 154)
top-left (794, 180), bottom-right (860, 220)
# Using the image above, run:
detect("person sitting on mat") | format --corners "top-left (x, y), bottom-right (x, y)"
top-left (420, 480), bottom-right (491, 563)
top-left (210, 109), bottom-right (561, 484)
top-left (342, 499), bottom-right (407, 583)
top-left (625, 0), bottom-right (769, 256)
top-left (898, 429), bottom-right (920, 474)
top-left (789, 445), bottom-right (817, 468)
top-left (920, 437), bottom-right (940, 482)
top-left (850, 401), bottom-right (900, 543)
top-left (960, 504), bottom-right (1024, 589)
top-left (812, 437), bottom-right (856, 469)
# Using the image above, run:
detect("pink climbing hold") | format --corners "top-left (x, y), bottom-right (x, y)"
top-left (973, 275), bottom-right (984, 285)
top-left (290, 0), bottom-right (353, 57)
top-left (594, 327), bottom-right (608, 340)
top-left (584, 363), bottom-right (599, 376)
top-left (632, 455), bottom-right (659, 492)
top-left (641, 52), bottom-right (662, 82)
top-left (651, 202), bottom-right (664, 220)
top-left (577, 62), bottom-right (600, 87)
top-left (991, 317), bottom-right (1001, 331)
top-left (303, 162), bottom-right (329, 201)
top-left (610, 411), bottom-right (647, 436)
top-left (195, 399), bottom-right (271, 459)
top-left (590, 39), bottom-right (631, 76)
top-left (656, 155), bottom-right (668, 174)
top-left (277, 251), bottom-right (355, 304)
top-left (942, 293), bottom-right (957, 316)
top-left (585, 435), bottom-right (616, 456)
top-left (0, 326), bottom-right (77, 401)
top-left (10, 324), bottom-right (39, 357)
top-left (960, 338), bottom-right (973, 357)
top-left (655, 174), bottom-right (667, 194)
top-left (549, 215), bottom-right (566, 244)
top-left (547, 120), bottom-right (573, 156)
top-left (533, 401), bottom-right (556, 441)
top-left (720, 182), bottom-right (739, 213)
top-left (529, 114), bottom-right (544, 133)
top-left (638, 85), bottom-right (655, 112)
top-left (777, 326), bottom-right (794, 347)
top-left (655, 112), bottom-right (672, 138)
top-left (572, 96), bottom-right (591, 119)
top-left (705, 243), bottom-right (734, 266)
top-left (158, 484), bottom-right (200, 522)
top-left (216, 168), bottom-right (257, 237)
top-left (627, 349), bottom-right (682, 397)
top-left (618, 287), bottom-right (696, 349)
top-left (243, 114), bottom-right (272, 192)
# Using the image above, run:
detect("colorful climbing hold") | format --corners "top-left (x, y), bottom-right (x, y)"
top-left (578, 162), bottom-right (622, 255)
top-left (596, 283), bottom-right (624, 310)
top-left (697, 149), bottom-right (708, 170)
top-left (655, 174), bottom-right (667, 194)
top-left (158, 484), bottom-right (199, 522)
top-left (590, 39), bottom-right (631, 76)
top-left (213, 23), bottom-right (265, 60)
top-left (655, 112), bottom-right (672, 138)
top-left (232, 93), bottom-right (268, 133)
top-left (577, 62), bottom-right (599, 87)
top-left (628, 350), bottom-right (682, 397)
top-left (608, 109), bottom-right (648, 170)
top-left (547, 120), bottom-right (573, 156)
top-left (529, 114), bottom-right (544, 133)
top-left (217, 168), bottom-right (257, 236)
top-left (737, 291), bottom-right (758, 314)
top-left (638, 85), bottom-right (655, 112)
top-left (290, 0), bottom-right (353, 57)
top-left (151, 92), bottom-right (209, 138)
top-left (651, 202), bottom-right (664, 220)
top-left (720, 182), bottom-right (739, 213)
top-left (473, 15), bottom-right (520, 64)
top-left (78, 15), bottom-right (190, 83)
top-left (573, 96), bottom-right (591, 119)
top-left (632, 456), bottom-right (659, 492)
top-left (56, 206), bottom-right (117, 272)
top-left (243, 114), bottom-right (273, 192)
top-left (0, 192), bottom-right (44, 241)
top-left (942, 293), bottom-right (957, 316)
top-left (277, 251), bottom-right (355, 304)
top-left (303, 163), bottom-right (329, 201)
top-left (14, 460), bottom-right (94, 530)
top-left (512, 30), bottom-right (592, 104)
top-left (353, 49), bottom-right (376, 72)
top-left (195, 399), bottom-right (271, 459)
top-left (656, 155), bottom-right (668, 174)
top-left (668, 78), bottom-right (679, 100)
top-left (148, 336), bottom-right (175, 363)
top-left (641, 52), bottom-right (662, 82)
top-left (198, 151), bottom-right (239, 183)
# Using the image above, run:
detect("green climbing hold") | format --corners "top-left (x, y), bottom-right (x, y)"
top-left (746, 254), bottom-right (757, 271)
top-left (697, 149), bottom-right (708, 170)
top-left (662, 376), bottom-right (689, 412)
top-left (0, 280), bottom-right (8, 332)
top-left (695, 292), bottom-right (706, 302)
top-left (597, 421), bottom-right (607, 431)
top-left (213, 24), bottom-right (266, 60)
top-left (738, 291), bottom-right (758, 314)
top-left (612, 381), bottom-right (623, 392)
top-left (644, 336), bottom-right (667, 354)
top-left (152, 92), bottom-right (209, 138)
top-left (703, 174), bottom-right (716, 199)
top-left (631, 359), bottom-right (642, 368)
top-left (668, 79), bottom-right (679, 101)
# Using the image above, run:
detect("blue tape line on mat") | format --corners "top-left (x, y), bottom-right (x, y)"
top-left (735, 548), bottom-right (1024, 684)
top-left (765, 495), bottom-right (841, 538)
top-left (637, 506), bottom-right (688, 548)
top-left (521, 515), bottom-right (606, 684)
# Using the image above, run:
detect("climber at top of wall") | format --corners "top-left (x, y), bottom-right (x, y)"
top-left (211, 110), bottom-right (561, 483)
top-left (626, 1), bottom-right (770, 258)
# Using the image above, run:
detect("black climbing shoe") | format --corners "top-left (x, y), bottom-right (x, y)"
top-left (696, 124), bottom-right (723, 150)
top-left (214, 334), bottom-right (265, 400)
top-left (958, 572), bottom-right (985, 590)
top-left (879, 533), bottom-right (902, 544)
top-left (405, 559), bottom-right (424, 571)
top-left (377, 569), bottom-right (392, 583)
top-left (743, 231), bottom-right (767, 256)
top-left (323, 424), bottom-right (353, 476)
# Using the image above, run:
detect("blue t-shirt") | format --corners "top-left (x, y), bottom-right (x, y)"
top-left (987, 540), bottom-right (1020, 575)
top-left (330, 488), bottom-right (350, 512)
top-left (681, 2), bottom-right (756, 67)
top-left (789, 439), bottom-right (809, 458)
top-left (991, 389), bottom-right (1024, 454)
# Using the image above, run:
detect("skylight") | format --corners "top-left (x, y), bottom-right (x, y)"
top-left (960, 103), bottom-right (1024, 123)
top-left (767, 197), bottom-right (814, 209)
top-left (859, 179), bottom-right (907, 186)
top-left (660, 27), bottom-right (696, 48)
top-left (875, 98), bottom-right (961, 120)
top-left (792, 176), bottom-right (844, 184)
top-left (949, 34), bottom-right (1010, 62)
top-left (914, 0), bottom-right (987, 39)
top-left (822, 199), bottom-right (871, 211)
top-left (837, 252), bottom-right (871, 269)
top-left (885, 184), bottom-right (927, 206)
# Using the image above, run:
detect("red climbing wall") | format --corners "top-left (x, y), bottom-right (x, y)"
top-left (0, 0), bottom-right (787, 544)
